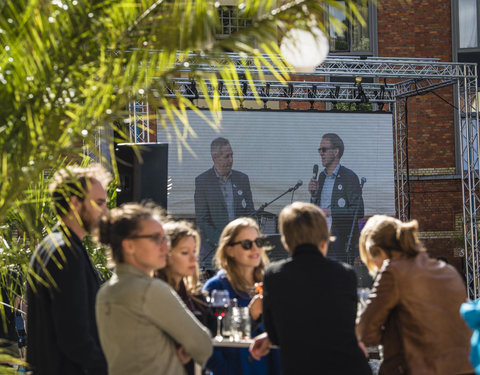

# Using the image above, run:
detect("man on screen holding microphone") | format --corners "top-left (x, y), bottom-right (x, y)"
top-left (308, 133), bottom-right (364, 263)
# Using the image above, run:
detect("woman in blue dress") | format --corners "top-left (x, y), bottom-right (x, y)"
top-left (203, 217), bottom-right (281, 375)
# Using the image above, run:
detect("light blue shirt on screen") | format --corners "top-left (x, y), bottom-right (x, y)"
top-left (320, 163), bottom-right (341, 209)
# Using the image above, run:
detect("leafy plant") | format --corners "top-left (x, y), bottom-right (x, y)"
top-left (0, 0), bottom-right (369, 368)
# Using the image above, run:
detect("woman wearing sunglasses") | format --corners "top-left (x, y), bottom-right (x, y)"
top-left (95, 203), bottom-right (212, 375)
top-left (203, 217), bottom-right (281, 375)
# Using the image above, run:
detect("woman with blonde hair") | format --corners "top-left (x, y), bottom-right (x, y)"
top-left (356, 215), bottom-right (473, 375)
top-left (155, 221), bottom-right (215, 375)
top-left (156, 221), bottom-right (205, 317)
top-left (203, 217), bottom-right (280, 375)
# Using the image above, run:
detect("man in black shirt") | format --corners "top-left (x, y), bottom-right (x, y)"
top-left (26, 164), bottom-right (110, 375)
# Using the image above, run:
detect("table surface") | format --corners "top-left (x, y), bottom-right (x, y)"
top-left (213, 339), bottom-right (253, 348)
top-left (213, 338), bottom-right (280, 349)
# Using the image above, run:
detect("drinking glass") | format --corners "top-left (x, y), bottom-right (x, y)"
top-left (357, 287), bottom-right (371, 314)
top-left (210, 289), bottom-right (230, 341)
top-left (231, 306), bottom-right (251, 342)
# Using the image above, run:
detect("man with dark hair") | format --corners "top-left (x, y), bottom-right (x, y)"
top-left (308, 133), bottom-right (364, 262)
top-left (194, 137), bottom-right (254, 270)
top-left (26, 164), bottom-right (110, 375)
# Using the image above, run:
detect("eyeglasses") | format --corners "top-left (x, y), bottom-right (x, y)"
top-left (318, 147), bottom-right (334, 153)
top-left (229, 237), bottom-right (266, 250)
top-left (127, 233), bottom-right (170, 246)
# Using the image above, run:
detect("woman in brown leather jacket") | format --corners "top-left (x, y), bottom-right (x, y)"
top-left (356, 215), bottom-right (474, 375)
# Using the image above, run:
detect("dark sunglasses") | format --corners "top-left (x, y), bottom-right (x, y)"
top-left (229, 237), bottom-right (266, 250)
top-left (127, 233), bottom-right (170, 246)
top-left (318, 147), bottom-right (334, 153)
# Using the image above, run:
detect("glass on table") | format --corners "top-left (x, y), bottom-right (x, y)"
top-left (231, 306), bottom-right (251, 342)
top-left (210, 289), bottom-right (230, 341)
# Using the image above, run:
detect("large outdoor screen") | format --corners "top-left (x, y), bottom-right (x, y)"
top-left (157, 110), bottom-right (395, 266)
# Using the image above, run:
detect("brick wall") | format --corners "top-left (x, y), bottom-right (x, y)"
top-left (381, 1), bottom-right (463, 267)
top-left (378, 1), bottom-right (452, 61)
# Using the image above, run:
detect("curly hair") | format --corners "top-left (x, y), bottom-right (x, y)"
top-left (49, 164), bottom-right (111, 217)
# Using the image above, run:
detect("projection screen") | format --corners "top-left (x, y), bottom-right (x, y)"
top-left (157, 110), bottom-right (395, 222)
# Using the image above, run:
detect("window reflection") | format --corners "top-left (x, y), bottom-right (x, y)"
top-left (328, 0), bottom-right (371, 53)
top-left (459, 0), bottom-right (478, 48)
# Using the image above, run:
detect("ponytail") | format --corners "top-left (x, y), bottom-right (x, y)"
top-left (396, 220), bottom-right (420, 256)
top-left (359, 215), bottom-right (424, 274)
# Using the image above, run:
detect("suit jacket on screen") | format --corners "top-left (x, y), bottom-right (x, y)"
top-left (194, 167), bottom-right (254, 268)
top-left (313, 165), bottom-right (364, 259)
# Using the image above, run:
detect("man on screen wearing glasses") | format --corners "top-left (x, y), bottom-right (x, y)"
top-left (308, 133), bottom-right (364, 263)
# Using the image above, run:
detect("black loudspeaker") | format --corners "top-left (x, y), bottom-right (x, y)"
top-left (115, 143), bottom-right (168, 208)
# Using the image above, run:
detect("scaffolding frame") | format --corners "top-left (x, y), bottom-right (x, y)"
top-left (128, 101), bottom-right (150, 143)
top-left (167, 54), bottom-right (480, 297)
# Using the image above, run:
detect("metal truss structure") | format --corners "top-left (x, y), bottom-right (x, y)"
top-left (128, 101), bottom-right (150, 143)
top-left (165, 54), bottom-right (480, 298)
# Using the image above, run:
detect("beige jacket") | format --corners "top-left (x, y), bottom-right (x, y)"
top-left (356, 252), bottom-right (473, 375)
top-left (96, 264), bottom-right (212, 375)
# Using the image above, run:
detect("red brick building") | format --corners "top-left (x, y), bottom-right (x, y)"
top-left (134, 1), bottom-right (477, 274)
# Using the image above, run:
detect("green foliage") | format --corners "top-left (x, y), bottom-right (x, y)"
top-left (0, 0), bottom-right (369, 368)
top-left (332, 102), bottom-right (373, 112)
top-left (84, 236), bottom-right (112, 282)
top-left (0, 0), bottom-right (368, 225)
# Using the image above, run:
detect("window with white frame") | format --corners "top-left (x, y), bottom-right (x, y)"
top-left (457, 0), bottom-right (480, 50)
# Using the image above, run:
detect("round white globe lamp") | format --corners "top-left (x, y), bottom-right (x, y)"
top-left (280, 27), bottom-right (329, 73)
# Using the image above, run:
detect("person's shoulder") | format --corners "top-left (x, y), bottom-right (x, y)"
top-left (32, 227), bottom-right (69, 262)
top-left (266, 258), bottom-right (291, 274)
top-left (195, 167), bottom-right (215, 182)
top-left (324, 257), bottom-right (356, 275)
top-left (339, 165), bottom-right (359, 178)
top-left (202, 270), bottom-right (228, 291)
top-left (147, 277), bottom-right (177, 298)
top-left (231, 169), bottom-right (249, 180)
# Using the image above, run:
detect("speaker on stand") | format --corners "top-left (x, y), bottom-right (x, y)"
top-left (114, 143), bottom-right (169, 209)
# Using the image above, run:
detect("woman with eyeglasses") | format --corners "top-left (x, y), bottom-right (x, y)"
top-left (202, 217), bottom-right (281, 375)
top-left (95, 203), bottom-right (212, 375)
top-left (155, 220), bottom-right (216, 375)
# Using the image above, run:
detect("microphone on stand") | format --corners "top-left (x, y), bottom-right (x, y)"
top-left (313, 164), bottom-right (319, 180)
top-left (292, 179), bottom-right (303, 191)
top-left (361, 177), bottom-right (367, 187)
top-left (289, 180), bottom-right (303, 203)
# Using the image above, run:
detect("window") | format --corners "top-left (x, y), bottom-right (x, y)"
top-left (327, 0), bottom-right (374, 54)
top-left (216, 5), bottom-right (252, 39)
top-left (459, 0), bottom-right (479, 49)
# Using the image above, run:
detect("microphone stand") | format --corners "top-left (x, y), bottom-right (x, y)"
top-left (251, 184), bottom-right (300, 217)
top-left (344, 178), bottom-right (367, 264)
top-left (202, 183), bottom-right (300, 270)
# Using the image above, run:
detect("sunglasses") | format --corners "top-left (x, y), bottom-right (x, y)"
top-left (229, 237), bottom-right (266, 250)
top-left (128, 233), bottom-right (170, 246)
top-left (318, 147), bottom-right (334, 153)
